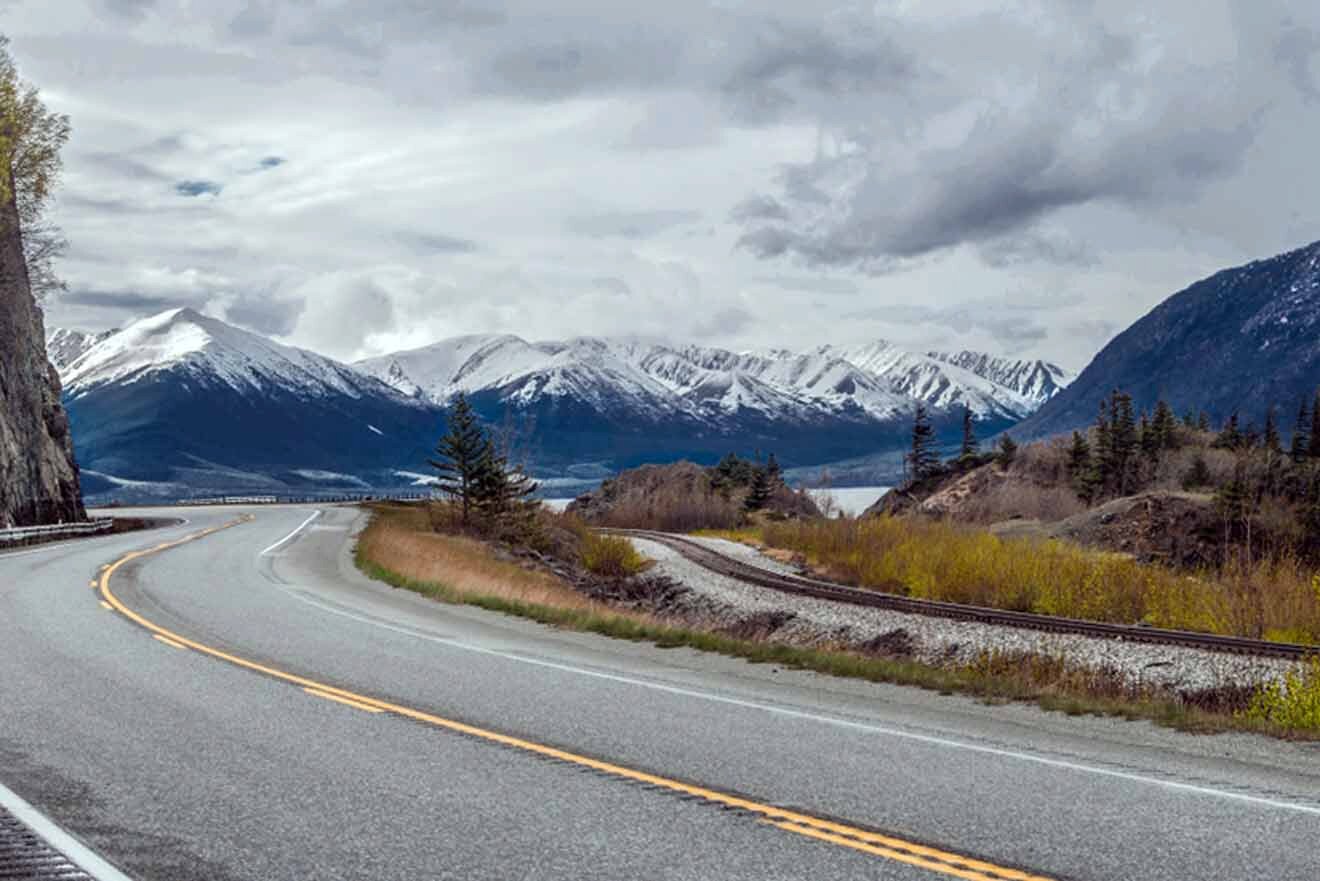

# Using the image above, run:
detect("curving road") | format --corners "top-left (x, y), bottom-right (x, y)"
top-left (2, 504), bottom-right (1319, 880)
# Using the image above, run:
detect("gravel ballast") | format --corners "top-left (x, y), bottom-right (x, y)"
top-left (631, 537), bottom-right (1299, 694)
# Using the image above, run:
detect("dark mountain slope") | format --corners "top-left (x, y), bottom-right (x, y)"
top-left (1014, 240), bottom-right (1320, 440)
top-left (60, 309), bottom-right (445, 499)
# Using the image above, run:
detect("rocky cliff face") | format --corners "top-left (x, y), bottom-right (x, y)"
top-left (0, 189), bottom-right (84, 527)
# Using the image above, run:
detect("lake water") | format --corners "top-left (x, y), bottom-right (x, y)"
top-left (541, 485), bottom-right (892, 518)
top-left (805, 486), bottom-right (892, 517)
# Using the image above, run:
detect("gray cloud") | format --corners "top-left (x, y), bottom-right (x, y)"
top-left (83, 152), bottom-right (170, 182)
top-left (720, 18), bottom-right (914, 124)
top-left (978, 232), bottom-right (1097, 269)
top-left (753, 275), bottom-right (859, 295)
top-left (731, 195), bottom-right (790, 223)
top-left (734, 4), bottom-right (1277, 267)
top-left (222, 293), bottom-right (304, 337)
top-left (97, 0), bottom-right (155, 20)
top-left (174, 180), bottom-right (223, 197)
top-left (62, 288), bottom-right (207, 311)
top-left (14, 0), bottom-right (1320, 370)
top-left (691, 305), bottom-right (754, 339)
top-left (1276, 21), bottom-right (1320, 102)
top-left (566, 209), bottom-right (700, 239)
top-left (843, 297), bottom-right (1055, 355)
top-left (394, 232), bottom-right (479, 255)
top-left (477, 34), bottom-right (683, 101)
top-left (591, 276), bottom-right (631, 296)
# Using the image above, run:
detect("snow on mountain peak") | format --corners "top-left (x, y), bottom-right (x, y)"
top-left (52, 309), bottom-right (1068, 432)
top-left (59, 308), bottom-right (397, 403)
top-left (46, 326), bottom-right (117, 370)
top-left (357, 333), bottom-right (1069, 424)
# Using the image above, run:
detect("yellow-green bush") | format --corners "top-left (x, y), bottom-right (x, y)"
top-left (580, 533), bottom-right (649, 578)
top-left (1244, 660), bottom-right (1320, 731)
top-left (759, 516), bottom-right (1320, 643)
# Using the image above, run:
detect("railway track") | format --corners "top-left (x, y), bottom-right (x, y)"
top-left (608, 529), bottom-right (1316, 661)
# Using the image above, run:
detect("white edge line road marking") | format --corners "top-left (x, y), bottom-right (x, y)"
top-left (259, 510), bottom-right (322, 556)
top-left (0, 780), bottom-right (135, 881)
top-left (277, 584), bottom-right (1320, 818)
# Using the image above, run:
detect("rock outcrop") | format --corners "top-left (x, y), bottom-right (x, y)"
top-left (0, 190), bottom-right (84, 527)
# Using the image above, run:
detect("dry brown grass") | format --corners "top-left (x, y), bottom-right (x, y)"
top-left (358, 504), bottom-right (630, 616)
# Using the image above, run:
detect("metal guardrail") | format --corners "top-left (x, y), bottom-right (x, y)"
top-left (0, 518), bottom-right (114, 545)
top-left (170, 493), bottom-right (433, 506)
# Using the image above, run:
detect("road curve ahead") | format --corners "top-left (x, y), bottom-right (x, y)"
top-left (2, 504), bottom-right (1318, 881)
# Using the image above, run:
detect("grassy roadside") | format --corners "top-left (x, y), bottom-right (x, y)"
top-left (355, 504), bottom-right (1317, 739)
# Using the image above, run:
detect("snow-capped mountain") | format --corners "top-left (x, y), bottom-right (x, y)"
top-left (50, 308), bottom-right (1069, 499)
top-left (357, 335), bottom-right (1067, 425)
top-left (926, 351), bottom-right (1070, 409)
top-left (54, 308), bottom-right (443, 500)
top-left (45, 327), bottom-right (116, 371)
top-left (62, 308), bottom-right (392, 401)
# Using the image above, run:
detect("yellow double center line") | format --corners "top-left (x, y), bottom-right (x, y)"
top-left (97, 517), bottom-right (1056, 881)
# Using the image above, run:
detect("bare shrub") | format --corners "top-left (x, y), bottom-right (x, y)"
top-left (957, 481), bottom-right (1088, 524)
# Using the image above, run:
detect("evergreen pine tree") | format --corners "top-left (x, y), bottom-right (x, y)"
top-left (908, 404), bottom-right (939, 480)
top-left (744, 465), bottom-right (772, 512)
top-left (1152, 400), bottom-right (1178, 450)
top-left (1310, 390), bottom-right (1320, 460)
top-left (764, 453), bottom-right (783, 487)
top-left (1264, 405), bottom-right (1282, 454)
top-left (428, 393), bottom-right (488, 527)
top-left (1182, 455), bottom-right (1213, 490)
top-left (1067, 431), bottom-right (1097, 503)
top-left (1214, 412), bottom-right (1242, 450)
top-left (996, 434), bottom-right (1018, 468)
top-left (1243, 421), bottom-right (1261, 450)
top-left (1302, 472), bottom-right (1320, 558)
top-left (1110, 392), bottom-right (1138, 493)
top-left (958, 406), bottom-right (979, 462)
top-left (1093, 399), bottom-right (1112, 493)
top-left (1214, 459), bottom-right (1254, 546)
top-left (1291, 397), bottom-right (1311, 464)
top-left (1197, 412), bottom-right (1211, 433)
top-left (1139, 412), bottom-right (1158, 461)
top-left (471, 439), bottom-right (540, 534)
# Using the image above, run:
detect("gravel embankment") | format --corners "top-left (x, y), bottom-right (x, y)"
top-left (632, 537), bottom-right (1299, 693)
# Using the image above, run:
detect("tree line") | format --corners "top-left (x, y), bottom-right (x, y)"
top-left (710, 451), bottom-right (785, 512)
top-left (906, 403), bottom-right (1016, 483)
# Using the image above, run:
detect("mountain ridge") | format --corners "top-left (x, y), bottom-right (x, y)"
top-left (356, 333), bottom-right (1070, 426)
top-left (50, 309), bottom-right (1071, 500)
top-left (1013, 239), bottom-right (1320, 440)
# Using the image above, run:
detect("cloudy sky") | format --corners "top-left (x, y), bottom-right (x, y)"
top-left (7, 0), bottom-right (1320, 368)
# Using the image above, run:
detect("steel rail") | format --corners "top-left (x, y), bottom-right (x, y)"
top-left (608, 529), bottom-right (1315, 661)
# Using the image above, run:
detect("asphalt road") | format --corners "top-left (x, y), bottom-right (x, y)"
top-left (2, 504), bottom-right (1319, 880)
